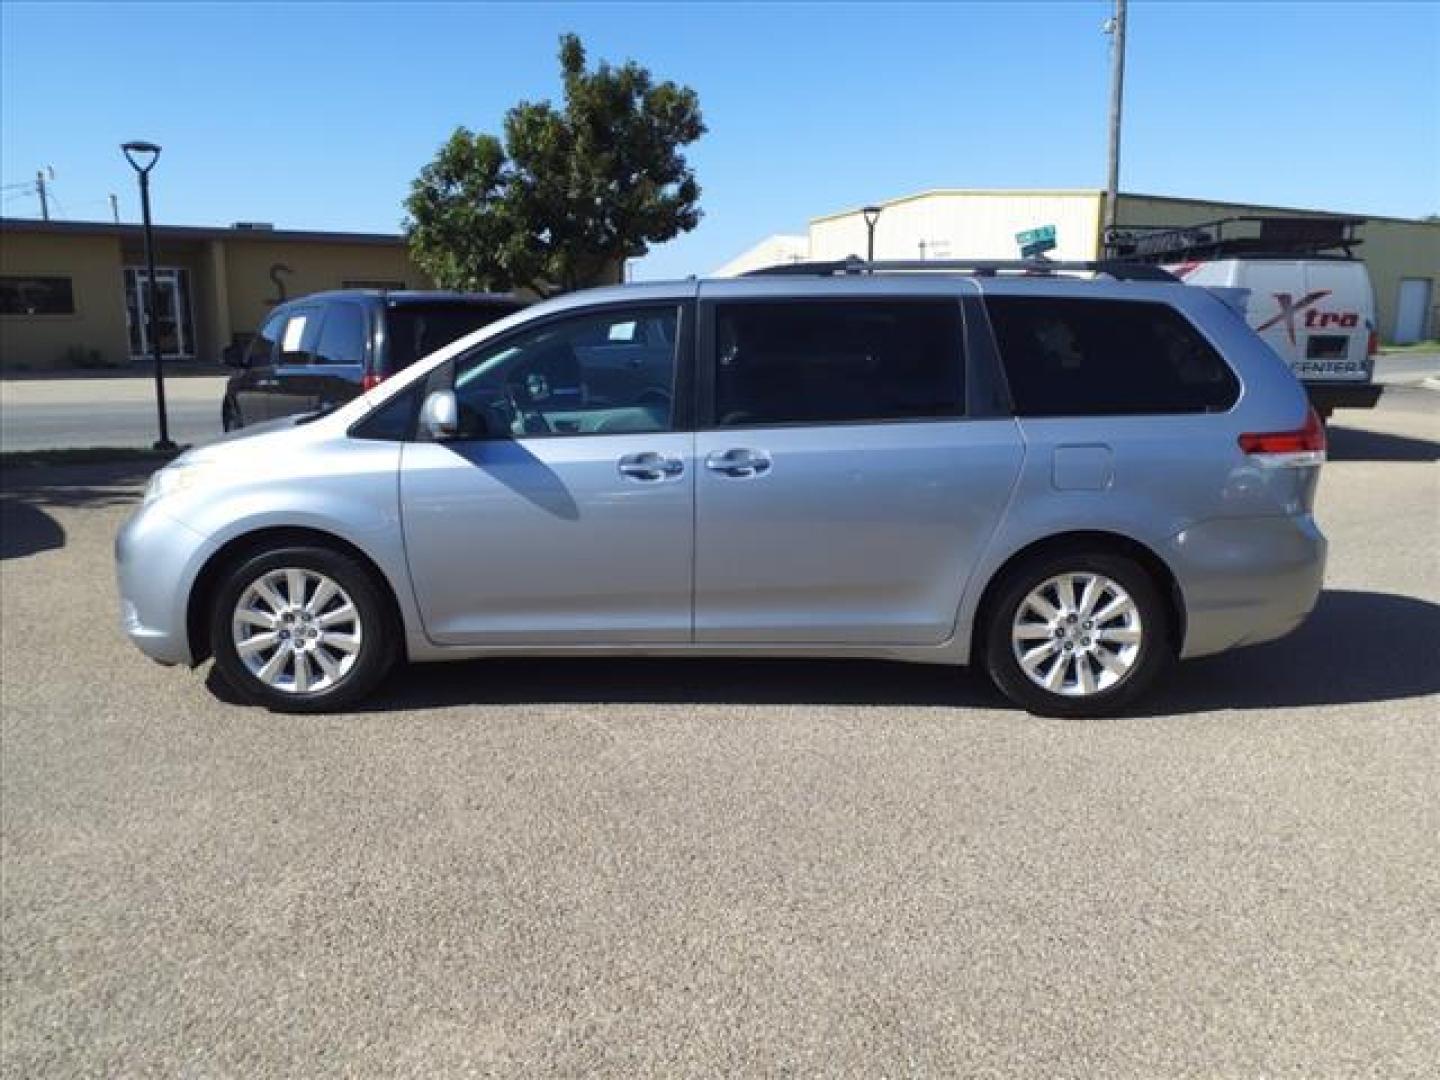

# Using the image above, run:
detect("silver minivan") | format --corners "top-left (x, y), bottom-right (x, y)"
top-left (116, 261), bottom-right (1327, 717)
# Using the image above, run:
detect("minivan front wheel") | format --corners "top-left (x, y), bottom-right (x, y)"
top-left (984, 552), bottom-right (1171, 717)
top-left (209, 546), bottom-right (396, 712)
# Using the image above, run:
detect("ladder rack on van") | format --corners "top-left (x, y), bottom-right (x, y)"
top-left (1104, 215), bottom-right (1366, 264)
top-left (743, 257), bottom-right (1179, 283)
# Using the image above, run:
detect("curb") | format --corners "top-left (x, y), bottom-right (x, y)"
top-left (0, 446), bottom-right (187, 470)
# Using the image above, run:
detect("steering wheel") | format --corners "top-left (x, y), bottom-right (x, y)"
top-left (504, 379), bottom-right (552, 435)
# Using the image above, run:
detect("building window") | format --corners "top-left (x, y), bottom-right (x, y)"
top-left (341, 279), bottom-right (406, 290)
top-left (0, 275), bottom-right (76, 315)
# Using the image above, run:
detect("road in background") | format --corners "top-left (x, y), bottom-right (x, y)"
top-left (0, 376), bottom-right (227, 453)
top-left (1, 391), bottom-right (1436, 1076)
top-left (3, 355), bottom-right (1437, 454)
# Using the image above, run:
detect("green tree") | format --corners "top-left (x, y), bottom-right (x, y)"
top-left (405, 34), bottom-right (705, 295)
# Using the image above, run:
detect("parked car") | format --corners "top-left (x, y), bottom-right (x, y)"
top-left (119, 260), bottom-right (1326, 717)
top-left (221, 290), bottom-right (526, 429)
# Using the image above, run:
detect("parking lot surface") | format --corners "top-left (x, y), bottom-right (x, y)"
top-left (2, 389), bottom-right (1437, 1077)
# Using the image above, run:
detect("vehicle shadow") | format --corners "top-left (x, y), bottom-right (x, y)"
top-left (0, 498), bottom-right (65, 560)
top-left (0, 460), bottom-right (154, 560)
top-left (1143, 589), bottom-right (1440, 715)
top-left (343, 588), bottom-right (1436, 717)
top-left (1326, 424), bottom-right (1438, 463)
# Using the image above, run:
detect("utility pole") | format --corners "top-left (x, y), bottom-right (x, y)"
top-left (1103, 0), bottom-right (1127, 240)
top-left (109, 193), bottom-right (120, 223)
top-left (35, 169), bottom-right (50, 220)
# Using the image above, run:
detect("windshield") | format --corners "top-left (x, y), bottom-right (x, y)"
top-left (384, 303), bottom-right (522, 376)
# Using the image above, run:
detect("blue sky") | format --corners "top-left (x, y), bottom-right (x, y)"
top-left (3, 1), bottom-right (1436, 280)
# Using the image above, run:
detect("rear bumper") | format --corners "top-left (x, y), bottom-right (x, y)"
top-left (1165, 514), bottom-right (1327, 659)
top-left (115, 503), bottom-right (216, 666)
top-left (1306, 382), bottom-right (1383, 412)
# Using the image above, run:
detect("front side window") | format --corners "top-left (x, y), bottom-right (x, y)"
top-left (314, 303), bottom-right (368, 366)
top-left (1, 275), bottom-right (75, 315)
top-left (246, 312), bottom-right (285, 367)
top-left (985, 297), bottom-right (1239, 417)
top-left (450, 305), bottom-right (679, 438)
top-left (712, 300), bottom-right (964, 427)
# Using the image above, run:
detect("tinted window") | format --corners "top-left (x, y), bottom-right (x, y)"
top-left (314, 303), bottom-right (368, 366)
top-left (246, 312), bottom-right (285, 367)
top-left (713, 300), bottom-right (964, 427)
top-left (451, 305), bottom-right (679, 438)
top-left (985, 297), bottom-right (1238, 416)
top-left (350, 383), bottom-right (420, 441)
top-left (1, 275), bottom-right (74, 315)
top-left (385, 303), bottom-right (522, 375)
top-left (277, 307), bottom-right (322, 366)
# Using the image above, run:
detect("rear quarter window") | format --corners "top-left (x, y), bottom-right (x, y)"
top-left (984, 296), bottom-right (1238, 417)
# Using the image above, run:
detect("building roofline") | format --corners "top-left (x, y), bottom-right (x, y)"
top-left (1116, 192), bottom-right (1440, 228)
top-left (810, 189), bottom-right (1439, 229)
top-left (810, 189), bottom-right (1105, 225)
top-left (0, 217), bottom-right (408, 245)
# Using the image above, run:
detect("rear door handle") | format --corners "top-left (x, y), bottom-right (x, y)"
top-left (705, 448), bottom-right (772, 478)
top-left (618, 451), bottom-right (684, 482)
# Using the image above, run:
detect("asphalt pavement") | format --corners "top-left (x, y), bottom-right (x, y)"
top-left (1, 390), bottom-right (1437, 1077)
top-left (0, 375), bottom-right (228, 453)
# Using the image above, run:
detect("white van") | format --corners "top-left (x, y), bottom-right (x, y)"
top-left (1108, 216), bottom-right (1383, 416)
top-left (1166, 257), bottom-right (1381, 415)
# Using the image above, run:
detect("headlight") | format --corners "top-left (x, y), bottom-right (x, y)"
top-left (144, 462), bottom-right (214, 505)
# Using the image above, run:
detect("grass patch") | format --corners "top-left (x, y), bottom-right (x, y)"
top-left (1379, 339), bottom-right (1439, 354)
top-left (0, 445), bottom-right (188, 469)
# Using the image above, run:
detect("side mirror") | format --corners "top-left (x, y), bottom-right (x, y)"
top-left (221, 343), bottom-right (248, 368)
top-left (420, 389), bottom-right (459, 440)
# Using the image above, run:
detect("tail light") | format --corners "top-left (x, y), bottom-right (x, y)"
top-left (1366, 330), bottom-right (1379, 357)
top-left (1239, 407), bottom-right (1326, 466)
top-left (361, 372), bottom-right (384, 392)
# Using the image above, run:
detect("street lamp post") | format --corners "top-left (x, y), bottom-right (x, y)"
top-left (121, 140), bottom-right (176, 451)
top-left (862, 205), bottom-right (883, 265)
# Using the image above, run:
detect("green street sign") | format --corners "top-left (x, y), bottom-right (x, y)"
top-left (1016, 224), bottom-right (1057, 257)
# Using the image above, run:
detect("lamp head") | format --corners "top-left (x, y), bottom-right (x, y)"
top-left (862, 204), bottom-right (883, 227)
top-left (121, 141), bottom-right (162, 174)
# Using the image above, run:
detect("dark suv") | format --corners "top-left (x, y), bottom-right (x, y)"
top-left (221, 290), bottom-right (525, 429)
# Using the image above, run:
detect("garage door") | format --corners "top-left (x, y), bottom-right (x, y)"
top-left (1393, 278), bottom-right (1433, 344)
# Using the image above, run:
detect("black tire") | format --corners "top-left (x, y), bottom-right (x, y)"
top-left (983, 549), bottom-right (1173, 718)
top-left (222, 398), bottom-right (242, 432)
top-left (208, 545), bottom-right (398, 713)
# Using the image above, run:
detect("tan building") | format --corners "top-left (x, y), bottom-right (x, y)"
top-left (756, 190), bottom-right (1439, 344)
top-left (0, 218), bottom-right (433, 372)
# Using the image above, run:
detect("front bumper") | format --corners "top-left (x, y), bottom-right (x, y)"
top-left (114, 502), bottom-right (217, 666)
top-left (1165, 513), bottom-right (1327, 659)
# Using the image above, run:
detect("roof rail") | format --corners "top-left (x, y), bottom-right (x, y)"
top-left (742, 257), bottom-right (1178, 283)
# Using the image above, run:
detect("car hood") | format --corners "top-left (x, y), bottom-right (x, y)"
top-left (180, 399), bottom-right (369, 466)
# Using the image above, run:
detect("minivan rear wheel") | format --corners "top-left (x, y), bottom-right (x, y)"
top-left (209, 545), bottom-right (396, 712)
top-left (984, 551), bottom-right (1171, 717)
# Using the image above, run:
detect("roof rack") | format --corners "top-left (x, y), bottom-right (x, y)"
top-left (1105, 215), bottom-right (1365, 263)
top-left (742, 257), bottom-right (1178, 283)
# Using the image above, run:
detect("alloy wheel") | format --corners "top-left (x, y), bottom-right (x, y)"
top-left (231, 568), bottom-right (362, 694)
top-left (1011, 572), bottom-right (1143, 697)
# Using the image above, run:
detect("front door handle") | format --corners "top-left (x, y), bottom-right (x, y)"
top-left (618, 452), bottom-right (684, 481)
top-left (705, 448), bottom-right (772, 478)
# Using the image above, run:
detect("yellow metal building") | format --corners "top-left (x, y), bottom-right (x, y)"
top-left (802, 190), bottom-right (1438, 344)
